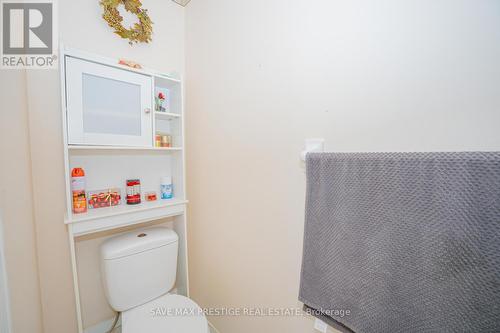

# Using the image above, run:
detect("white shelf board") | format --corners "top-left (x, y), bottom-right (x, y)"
top-left (68, 145), bottom-right (182, 151)
top-left (64, 47), bottom-right (181, 84)
top-left (153, 73), bottom-right (181, 84)
top-left (67, 198), bottom-right (187, 223)
top-left (155, 112), bottom-right (181, 120)
top-left (154, 74), bottom-right (182, 89)
top-left (66, 199), bottom-right (188, 237)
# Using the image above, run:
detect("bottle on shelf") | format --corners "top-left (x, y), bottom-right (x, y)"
top-left (155, 133), bottom-right (172, 148)
top-left (126, 179), bottom-right (142, 205)
top-left (160, 176), bottom-right (173, 200)
top-left (71, 168), bottom-right (87, 214)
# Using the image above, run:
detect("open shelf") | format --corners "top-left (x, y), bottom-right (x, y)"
top-left (66, 199), bottom-right (188, 236)
top-left (155, 111), bottom-right (181, 120)
top-left (68, 145), bottom-right (182, 151)
top-left (154, 74), bottom-right (182, 88)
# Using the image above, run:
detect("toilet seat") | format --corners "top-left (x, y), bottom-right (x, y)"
top-left (122, 294), bottom-right (209, 333)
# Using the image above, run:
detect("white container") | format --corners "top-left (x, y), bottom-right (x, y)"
top-left (160, 176), bottom-right (173, 199)
top-left (100, 227), bottom-right (179, 312)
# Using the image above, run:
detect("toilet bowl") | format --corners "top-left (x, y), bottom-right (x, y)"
top-left (122, 294), bottom-right (208, 333)
top-left (100, 227), bottom-right (208, 333)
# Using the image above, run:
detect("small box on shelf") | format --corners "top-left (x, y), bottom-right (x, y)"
top-left (88, 188), bottom-right (121, 209)
top-left (145, 191), bottom-right (158, 202)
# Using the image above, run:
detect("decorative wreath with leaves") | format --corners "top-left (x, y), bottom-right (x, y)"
top-left (100, 0), bottom-right (153, 45)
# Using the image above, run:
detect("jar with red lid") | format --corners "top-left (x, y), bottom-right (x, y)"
top-left (126, 179), bottom-right (141, 205)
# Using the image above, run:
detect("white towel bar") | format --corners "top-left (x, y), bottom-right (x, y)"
top-left (300, 138), bottom-right (325, 161)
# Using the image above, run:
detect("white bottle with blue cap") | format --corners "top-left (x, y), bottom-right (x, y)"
top-left (160, 176), bottom-right (173, 199)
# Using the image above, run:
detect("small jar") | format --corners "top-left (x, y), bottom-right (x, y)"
top-left (161, 135), bottom-right (171, 148)
top-left (126, 179), bottom-right (141, 205)
top-left (145, 191), bottom-right (157, 202)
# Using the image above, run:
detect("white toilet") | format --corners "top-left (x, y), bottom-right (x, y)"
top-left (100, 227), bottom-right (209, 333)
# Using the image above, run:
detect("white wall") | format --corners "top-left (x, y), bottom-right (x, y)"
top-left (23, 0), bottom-right (185, 332)
top-left (185, 1), bottom-right (500, 332)
top-left (0, 71), bottom-right (44, 333)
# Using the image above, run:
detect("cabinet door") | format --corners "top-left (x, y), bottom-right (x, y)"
top-left (65, 56), bottom-right (153, 147)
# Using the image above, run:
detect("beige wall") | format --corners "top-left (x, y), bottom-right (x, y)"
top-left (0, 72), bottom-right (44, 333)
top-left (185, 1), bottom-right (500, 332)
top-left (2, 1), bottom-right (185, 332)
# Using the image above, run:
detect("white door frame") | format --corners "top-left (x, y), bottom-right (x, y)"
top-left (0, 212), bottom-right (12, 333)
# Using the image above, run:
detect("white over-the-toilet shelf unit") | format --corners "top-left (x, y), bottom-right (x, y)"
top-left (59, 46), bottom-right (189, 333)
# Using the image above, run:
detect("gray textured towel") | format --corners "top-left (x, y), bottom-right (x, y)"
top-left (299, 152), bottom-right (500, 333)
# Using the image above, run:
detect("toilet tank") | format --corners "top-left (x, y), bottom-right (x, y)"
top-left (100, 227), bottom-right (179, 312)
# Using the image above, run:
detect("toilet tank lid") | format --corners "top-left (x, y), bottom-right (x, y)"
top-left (101, 227), bottom-right (178, 260)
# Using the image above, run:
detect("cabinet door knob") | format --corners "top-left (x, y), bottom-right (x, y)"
top-left (144, 108), bottom-right (151, 114)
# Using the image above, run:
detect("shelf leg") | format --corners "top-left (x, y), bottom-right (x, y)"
top-left (68, 225), bottom-right (84, 333)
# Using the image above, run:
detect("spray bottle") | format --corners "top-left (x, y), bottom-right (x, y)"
top-left (71, 168), bottom-right (87, 214)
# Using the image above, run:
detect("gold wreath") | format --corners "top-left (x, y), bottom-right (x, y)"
top-left (100, 0), bottom-right (153, 45)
